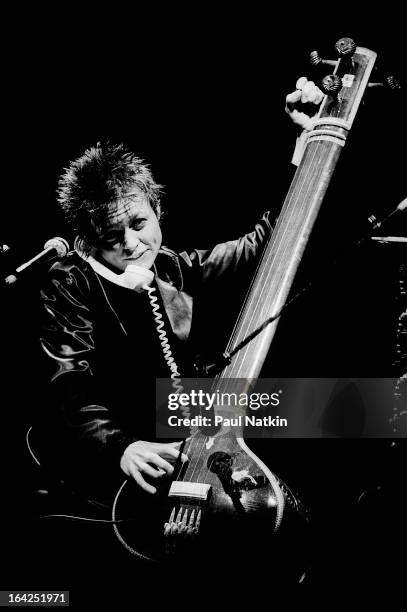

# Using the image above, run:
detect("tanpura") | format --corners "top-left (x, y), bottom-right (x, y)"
top-left (111, 37), bottom-right (378, 567)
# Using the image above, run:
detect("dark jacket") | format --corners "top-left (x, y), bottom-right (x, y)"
top-left (36, 213), bottom-right (272, 496)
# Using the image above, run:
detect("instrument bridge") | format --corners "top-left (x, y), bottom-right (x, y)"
top-left (163, 482), bottom-right (211, 550)
top-left (168, 481), bottom-right (211, 500)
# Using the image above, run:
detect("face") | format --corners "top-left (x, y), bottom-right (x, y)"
top-left (91, 192), bottom-right (162, 273)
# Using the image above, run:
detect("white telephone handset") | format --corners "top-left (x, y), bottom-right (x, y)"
top-left (78, 253), bottom-right (154, 292)
top-left (122, 264), bottom-right (154, 292)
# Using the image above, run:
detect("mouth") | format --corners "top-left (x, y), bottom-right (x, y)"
top-left (125, 250), bottom-right (149, 261)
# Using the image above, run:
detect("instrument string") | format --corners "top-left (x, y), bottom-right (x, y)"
top-left (229, 138), bottom-right (327, 380)
top-left (219, 138), bottom-right (324, 394)
top-left (192, 138), bottom-right (326, 484)
top-left (190, 137), bottom-right (327, 484)
top-left (183, 434), bottom-right (207, 482)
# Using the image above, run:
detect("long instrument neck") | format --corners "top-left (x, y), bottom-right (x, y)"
top-left (217, 46), bottom-right (376, 386)
top-left (223, 136), bottom-right (343, 381)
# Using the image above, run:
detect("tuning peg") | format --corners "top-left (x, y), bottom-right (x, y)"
top-left (320, 74), bottom-right (343, 96)
top-left (368, 75), bottom-right (402, 90)
top-left (386, 75), bottom-right (402, 90)
top-left (334, 37), bottom-right (357, 58)
top-left (309, 50), bottom-right (337, 67)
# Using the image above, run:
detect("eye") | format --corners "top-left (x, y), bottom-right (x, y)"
top-left (131, 218), bottom-right (146, 230)
top-left (100, 232), bottom-right (122, 247)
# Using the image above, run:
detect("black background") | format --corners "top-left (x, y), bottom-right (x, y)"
top-left (1, 12), bottom-right (406, 600)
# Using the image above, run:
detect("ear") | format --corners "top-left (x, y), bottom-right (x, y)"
top-left (74, 236), bottom-right (94, 257)
top-left (156, 201), bottom-right (162, 221)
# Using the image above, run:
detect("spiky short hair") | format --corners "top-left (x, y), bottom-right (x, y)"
top-left (57, 142), bottom-right (163, 254)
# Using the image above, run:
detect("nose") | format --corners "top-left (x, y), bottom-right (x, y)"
top-left (123, 227), bottom-right (140, 251)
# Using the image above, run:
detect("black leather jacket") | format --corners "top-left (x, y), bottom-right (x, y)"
top-left (36, 213), bottom-right (272, 494)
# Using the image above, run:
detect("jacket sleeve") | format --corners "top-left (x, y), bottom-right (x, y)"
top-left (179, 211), bottom-right (273, 283)
top-left (38, 260), bottom-right (137, 480)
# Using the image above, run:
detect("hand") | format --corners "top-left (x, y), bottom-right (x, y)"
top-left (120, 440), bottom-right (188, 494)
top-left (285, 77), bottom-right (324, 131)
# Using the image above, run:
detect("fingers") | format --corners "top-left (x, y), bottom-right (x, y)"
top-left (139, 461), bottom-right (168, 479)
top-left (286, 77), bottom-right (324, 110)
top-left (285, 90), bottom-right (303, 111)
top-left (165, 448), bottom-right (189, 464)
top-left (285, 77), bottom-right (324, 132)
top-left (295, 77), bottom-right (324, 104)
top-left (148, 453), bottom-right (175, 475)
top-left (163, 442), bottom-right (189, 463)
top-left (127, 464), bottom-right (157, 495)
top-left (296, 76), bottom-right (308, 91)
top-left (120, 441), bottom-right (190, 494)
top-left (300, 80), bottom-right (324, 104)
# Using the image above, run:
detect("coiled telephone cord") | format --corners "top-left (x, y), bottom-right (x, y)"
top-left (144, 283), bottom-right (185, 400)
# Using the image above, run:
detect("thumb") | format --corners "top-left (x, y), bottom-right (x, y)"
top-left (285, 90), bottom-right (302, 112)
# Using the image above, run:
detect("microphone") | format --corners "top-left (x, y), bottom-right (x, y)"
top-left (368, 197), bottom-right (407, 231)
top-left (0, 244), bottom-right (11, 255)
top-left (397, 197), bottom-right (407, 212)
top-left (4, 237), bottom-right (69, 285)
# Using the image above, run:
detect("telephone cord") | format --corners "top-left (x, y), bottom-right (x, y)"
top-left (144, 284), bottom-right (186, 404)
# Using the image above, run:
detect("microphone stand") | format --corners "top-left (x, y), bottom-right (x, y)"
top-left (2, 237), bottom-right (69, 287)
